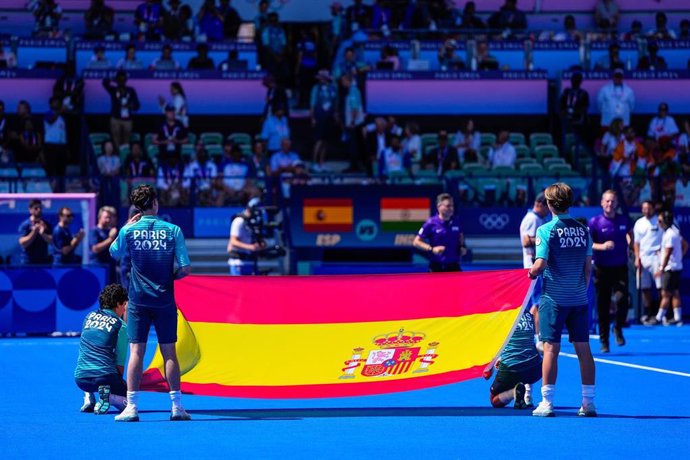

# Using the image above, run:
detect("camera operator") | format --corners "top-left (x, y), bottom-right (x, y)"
top-left (227, 197), bottom-right (266, 275)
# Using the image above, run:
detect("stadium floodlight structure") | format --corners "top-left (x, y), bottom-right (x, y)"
top-left (0, 193), bottom-right (97, 265)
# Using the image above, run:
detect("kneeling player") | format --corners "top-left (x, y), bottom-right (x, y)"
top-left (74, 284), bottom-right (129, 414)
top-left (485, 308), bottom-right (542, 409)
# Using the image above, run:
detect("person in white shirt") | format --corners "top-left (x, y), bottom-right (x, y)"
top-left (646, 102), bottom-right (679, 143)
top-left (402, 122), bottom-right (421, 163)
top-left (158, 82), bottom-right (188, 128)
top-left (597, 68), bottom-right (635, 128)
top-left (454, 119), bottom-right (481, 164)
top-left (647, 211), bottom-right (688, 326)
top-left (488, 130), bottom-right (516, 169)
top-left (633, 200), bottom-right (662, 322)
top-left (674, 176), bottom-right (690, 207)
top-left (116, 44), bottom-right (145, 70)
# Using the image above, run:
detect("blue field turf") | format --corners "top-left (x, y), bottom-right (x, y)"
top-left (2, 325), bottom-right (689, 459)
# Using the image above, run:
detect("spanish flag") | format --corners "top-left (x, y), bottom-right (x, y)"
top-left (380, 198), bottom-right (431, 232)
top-left (141, 270), bottom-right (531, 399)
top-left (303, 198), bottom-right (353, 232)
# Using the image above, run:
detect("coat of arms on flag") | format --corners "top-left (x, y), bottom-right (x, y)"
top-left (340, 329), bottom-right (440, 379)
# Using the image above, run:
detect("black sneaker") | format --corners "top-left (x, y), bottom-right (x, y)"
top-left (600, 341), bottom-right (610, 353)
top-left (513, 382), bottom-right (526, 409)
top-left (614, 328), bottom-right (625, 346)
top-left (95, 385), bottom-right (111, 415)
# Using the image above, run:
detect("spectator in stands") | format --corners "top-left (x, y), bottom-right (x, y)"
top-left (597, 117), bottom-right (624, 172)
top-left (218, 49), bottom-right (248, 71)
top-left (250, 140), bottom-right (270, 178)
top-left (0, 101), bottom-right (10, 165)
top-left (402, 122), bottom-right (421, 163)
top-left (262, 74), bottom-right (289, 119)
top-left (295, 28), bottom-right (319, 108)
top-left (187, 43), bottom-right (215, 70)
top-left (609, 126), bottom-right (650, 183)
top-left (551, 14), bottom-right (584, 43)
top-left (89, 206), bottom-right (118, 281)
top-left (261, 12), bottom-right (288, 80)
top-left (340, 74), bottom-right (366, 172)
top-left (378, 134), bottom-right (411, 180)
top-left (637, 41), bottom-right (667, 71)
top-left (488, 0), bottom-right (528, 37)
top-left (30, 0), bottom-right (63, 38)
top-left (438, 39), bottom-right (465, 70)
top-left (453, 119), bottom-right (481, 164)
top-left (475, 41), bottom-right (499, 71)
top-left (423, 130), bottom-right (458, 176)
top-left (124, 141), bottom-right (154, 184)
top-left (162, 0), bottom-right (192, 41)
top-left (261, 106), bottom-right (290, 154)
top-left (197, 0), bottom-right (225, 41)
top-left (333, 46), bottom-right (368, 81)
top-left (117, 44), bottom-right (145, 70)
top-left (620, 20), bottom-right (643, 41)
top-left (680, 19), bottom-right (690, 40)
top-left (10, 101), bottom-right (43, 164)
top-left (597, 68), bottom-right (635, 128)
top-left (216, 141), bottom-right (259, 205)
top-left (18, 199), bottom-right (53, 265)
top-left (157, 155), bottom-right (186, 206)
top-left (269, 137), bottom-right (301, 177)
top-left (98, 139), bottom-right (121, 206)
top-left (153, 104), bottom-right (188, 162)
top-left (488, 130), bottom-right (517, 169)
top-left (310, 69), bottom-right (339, 172)
top-left (102, 71), bottom-right (140, 154)
top-left (183, 146), bottom-right (217, 206)
top-left (87, 46), bottom-right (113, 69)
top-left (158, 81), bottom-right (188, 128)
top-left (594, 42), bottom-right (624, 71)
top-left (135, 0), bottom-right (164, 41)
top-left (594, 0), bottom-right (619, 31)
top-left (647, 102), bottom-right (679, 146)
top-left (650, 138), bottom-right (681, 205)
top-left (327, 2), bottom-right (345, 62)
top-left (459, 1), bottom-right (485, 30)
top-left (84, 0), bottom-right (115, 40)
top-left (363, 117), bottom-right (391, 176)
top-left (218, 0), bottom-right (241, 39)
top-left (150, 44), bottom-right (180, 70)
top-left (678, 119), bottom-right (690, 157)
top-left (346, 0), bottom-right (371, 35)
top-left (559, 72), bottom-right (590, 158)
top-left (675, 174), bottom-right (690, 206)
top-left (0, 45), bottom-right (17, 69)
top-left (53, 206), bottom-right (85, 266)
top-left (371, 0), bottom-right (392, 31)
top-left (648, 12), bottom-right (676, 40)
top-left (43, 97), bottom-right (68, 192)
top-left (54, 65), bottom-right (85, 114)
top-left (254, 0), bottom-right (270, 36)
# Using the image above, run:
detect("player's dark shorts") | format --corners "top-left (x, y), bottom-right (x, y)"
top-left (429, 262), bottom-right (461, 272)
top-left (662, 270), bottom-right (682, 291)
top-left (490, 359), bottom-right (542, 395)
top-left (75, 374), bottom-right (127, 396)
top-left (538, 298), bottom-right (589, 343)
top-left (127, 303), bottom-right (178, 344)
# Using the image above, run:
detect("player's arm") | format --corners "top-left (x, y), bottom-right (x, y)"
top-left (109, 225), bottom-right (128, 259)
top-left (115, 324), bottom-right (128, 376)
top-left (585, 233), bottom-right (593, 286)
top-left (412, 234), bottom-right (432, 252)
top-left (173, 226), bottom-right (191, 279)
top-left (528, 226), bottom-right (549, 279)
top-left (18, 224), bottom-right (38, 247)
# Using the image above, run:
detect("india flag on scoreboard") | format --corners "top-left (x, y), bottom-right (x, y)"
top-left (380, 198), bottom-right (431, 232)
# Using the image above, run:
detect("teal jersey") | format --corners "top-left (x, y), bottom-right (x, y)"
top-left (74, 309), bottom-right (127, 378)
top-left (109, 215), bottom-right (190, 308)
top-left (501, 310), bottom-right (540, 370)
top-left (535, 213), bottom-right (592, 307)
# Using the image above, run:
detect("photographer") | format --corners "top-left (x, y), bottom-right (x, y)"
top-left (227, 197), bottom-right (266, 276)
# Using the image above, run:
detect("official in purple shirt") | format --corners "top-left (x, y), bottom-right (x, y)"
top-left (413, 193), bottom-right (466, 272)
top-left (587, 189), bottom-right (632, 353)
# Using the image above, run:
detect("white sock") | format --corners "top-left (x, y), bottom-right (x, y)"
top-left (541, 384), bottom-right (555, 404)
top-left (524, 383), bottom-right (532, 401)
top-left (169, 390), bottom-right (182, 409)
top-left (497, 389), bottom-right (513, 404)
top-left (656, 308), bottom-right (667, 322)
top-left (126, 391), bottom-right (139, 409)
top-left (85, 391), bottom-right (95, 402)
top-left (582, 384), bottom-right (595, 406)
top-left (673, 308), bottom-right (682, 322)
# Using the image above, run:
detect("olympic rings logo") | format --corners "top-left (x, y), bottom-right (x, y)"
top-left (478, 213), bottom-right (510, 230)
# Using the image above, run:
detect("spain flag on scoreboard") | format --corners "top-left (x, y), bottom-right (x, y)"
top-left (140, 270), bottom-right (532, 399)
top-left (380, 197), bottom-right (431, 232)
top-left (303, 198), bottom-right (353, 232)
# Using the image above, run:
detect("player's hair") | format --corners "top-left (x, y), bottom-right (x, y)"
top-left (544, 182), bottom-right (573, 213)
top-left (98, 284), bottom-right (128, 310)
top-left (28, 199), bottom-right (41, 208)
top-left (602, 189), bottom-right (618, 200)
top-left (58, 206), bottom-right (72, 217)
top-left (98, 206), bottom-right (117, 220)
top-left (436, 193), bottom-right (453, 206)
top-left (130, 184), bottom-right (157, 212)
top-left (661, 210), bottom-right (674, 227)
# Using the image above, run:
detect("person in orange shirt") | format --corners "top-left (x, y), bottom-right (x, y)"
top-left (609, 126), bottom-right (651, 178)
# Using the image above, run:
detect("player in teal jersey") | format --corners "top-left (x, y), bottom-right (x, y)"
top-left (109, 184), bottom-right (192, 422)
top-left (485, 309), bottom-right (542, 409)
top-left (528, 182), bottom-right (596, 418)
top-left (74, 283), bottom-right (129, 415)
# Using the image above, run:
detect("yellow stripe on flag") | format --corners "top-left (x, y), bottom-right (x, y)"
top-left (303, 206), bottom-right (353, 224)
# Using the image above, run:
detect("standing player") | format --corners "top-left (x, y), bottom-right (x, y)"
top-left (633, 201), bottom-right (662, 323)
top-left (529, 182), bottom-right (596, 417)
top-left (519, 192), bottom-right (549, 351)
top-left (588, 190), bottom-right (632, 353)
top-left (109, 185), bottom-right (192, 422)
top-left (413, 193), bottom-right (466, 272)
top-left (485, 308), bottom-right (542, 409)
top-left (651, 211), bottom-right (687, 326)
top-left (74, 283), bottom-right (128, 415)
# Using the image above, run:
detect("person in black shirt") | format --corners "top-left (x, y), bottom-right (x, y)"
top-left (102, 70), bottom-right (140, 153)
top-left (53, 206), bottom-right (85, 266)
top-left (153, 105), bottom-right (188, 162)
top-left (0, 100), bottom-right (10, 164)
top-left (187, 43), bottom-right (215, 70)
top-left (559, 72), bottom-right (590, 168)
top-left (18, 199), bottom-right (53, 265)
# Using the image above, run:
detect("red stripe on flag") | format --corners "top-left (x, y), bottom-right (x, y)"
top-left (380, 198), bottom-right (430, 209)
top-left (174, 269), bottom-right (529, 325)
top-left (142, 365), bottom-right (487, 399)
top-left (304, 223), bottom-right (353, 232)
top-left (304, 199), bottom-right (352, 207)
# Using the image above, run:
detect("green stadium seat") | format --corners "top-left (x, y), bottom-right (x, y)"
top-left (181, 144), bottom-right (195, 157)
top-left (529, 132), bottom-right (553, 151)
top-left (227, 132), bottom-right (252, 146)
top-left (519, 162), bottom-right (545, 176)
top-left (515, 157), bottom-right (537, 169)
top-left (144, 132), bottom-right (156, 151)
top-left (534, 144), bottom-right (559, 163)
top-left (480, 132), bottom-right (496, 146)
top-left (89, 132), bottom-right (110, 148)
top-left (542, 157), bottom-right (566, 169)
top-left (509, 132), bottom-right (525, 146)
top-left (492, 165), bottom-right (517, 177)
top-left (129, 132), bottom-right (141, 144)
top-left (515, 144), bottom-right (530, 159)
top-left (420, 133), bottom-right (439, 151)
top-left (206, 144), bottom-right (223, 158)
top-left (201, 132), bottom-right (223, 145)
